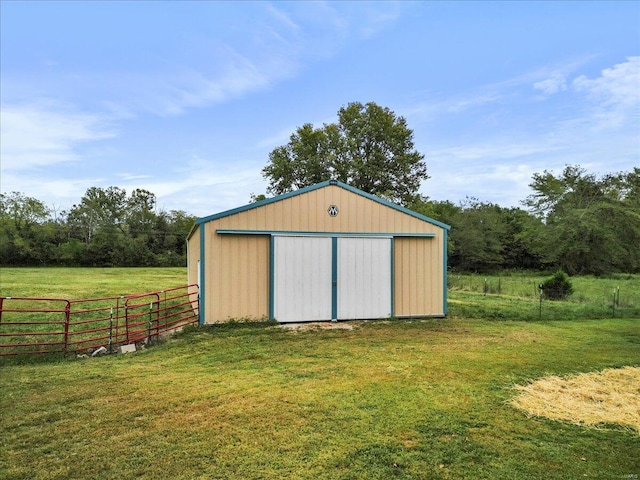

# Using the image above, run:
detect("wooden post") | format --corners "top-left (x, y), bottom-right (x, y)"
top-left (538, 284), bottom-right (543, 319)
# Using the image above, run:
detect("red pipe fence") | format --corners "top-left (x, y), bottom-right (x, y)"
top-left (0, 285), bottom-right (199, 356)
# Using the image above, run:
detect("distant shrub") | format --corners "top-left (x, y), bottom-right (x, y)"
top-left (541, 270), bottom-right (574, 300)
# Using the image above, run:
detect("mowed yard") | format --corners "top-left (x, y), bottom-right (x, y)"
top-left (1, 269), bottom-right (639, 479)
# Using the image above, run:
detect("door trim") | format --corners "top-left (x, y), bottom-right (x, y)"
top-left (270, 235), bottom-right (394, 322)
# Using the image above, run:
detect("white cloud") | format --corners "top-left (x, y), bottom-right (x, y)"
top-left (529, 59), bottom-right (596, 96)
top-left (422, 127), bottom-right (637, 207)
top-left (446, 92), bottom-right (509, 114)
top-left (132, 157), bottom-right (266, 216)
top-left (2, 3), bottom-right (406, 123)
top-left (118, 174), bottom-right (152, 181)
top-left (256, 126), bottom-right (296, 150)
top-left (0, 101), bottom-right (116, 171)
top-left (572, 56), bottom-right (640, 129)
top-left (118, 50), bottom-right (278, 117)
top-left (353, 3), bottom-right (401, 39)
top-left (118, 3), bottom-right (404, 117)
top-left (429, 141), bottom-right (561, 162)
top-left (266, 4), bottom-right (301, 33)
top-left (407, 59), bottom-right (591, 121)
top-left (411, 57), bottom-right (638, 206)
top-left (534, 73), bottom-right (568, 95)
top-left (422, 157), bottom-right (539, 207)
top-left (1, 150), bottom-right (265, 216)
top-left (0, 170), bottom-right (104, 209)
top-left (422, 137), bottom-right (565, 206)
top-left (573, 56), bottom-right (640, 107)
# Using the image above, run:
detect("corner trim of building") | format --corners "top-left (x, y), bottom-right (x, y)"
top-left (199, 225), bottom-right (205, 324)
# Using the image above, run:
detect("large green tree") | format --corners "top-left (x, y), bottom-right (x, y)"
top-left (262, 102), bottom-right (429, 206)
top-left (410, 196), bottom-right (545, 272)
top-left (523, 165), bottom-right (640, 275)
top-left (0, 192), bottom-right (52, 265)
top-left (437, 198), bottom-right (513, 272)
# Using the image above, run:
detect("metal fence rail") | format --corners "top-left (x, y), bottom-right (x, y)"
top-left (0, 285), bottom-right (199, 357)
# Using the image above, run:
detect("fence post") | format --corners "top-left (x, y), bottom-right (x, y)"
top-left (64, 301), bottom-right (71, 356)
top-left (538, 284), bottom-right (543, 320)
top-left (162, 290), bottom-right (166, 331)
top-left (117, 296), bottom-right (124, 346)
top-left (148, 302), bottom-right (153, 345)
top-left (108, 307), bottom-right (114, 353)
top-left (125, 300), bottom-right (130, 345)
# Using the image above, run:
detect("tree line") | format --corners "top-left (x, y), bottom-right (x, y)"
top-left (409, 165), bottom-right (639, 275)
top-left (0, 187), bottom-right (196, 267)
top-left (2, 165), bottom-right (638, 274)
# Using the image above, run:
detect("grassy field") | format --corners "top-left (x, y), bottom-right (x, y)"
top-left (0, 267), bottom-right (188, 299)
top-left (448, 272), bottom-right (640, 320)
top-left (1, 268), bottom-right (639, 479)
top-left (0, 268), bottom-right (195, 357)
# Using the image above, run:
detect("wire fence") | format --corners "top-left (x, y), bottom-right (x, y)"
top-left (447, 274), bottom-right (640, 320)
top-left (0, 284), bottom-right (199, 357)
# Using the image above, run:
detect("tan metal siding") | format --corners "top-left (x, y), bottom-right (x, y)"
top-left (205, 230), bottom-right (269, 321)
top-left (213, 185), bottom-right (440, 234)
top-left (394, 237), bottom-right (444, 316)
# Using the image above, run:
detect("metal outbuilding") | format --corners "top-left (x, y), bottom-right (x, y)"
top-left (187, 180), bottom-right (450, 324)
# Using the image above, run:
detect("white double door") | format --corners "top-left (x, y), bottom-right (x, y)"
top-left (273, 236), bottom-right (391, 323)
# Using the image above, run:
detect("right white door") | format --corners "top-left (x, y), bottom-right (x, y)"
top-left (337, 237), bottom-right (392, 320)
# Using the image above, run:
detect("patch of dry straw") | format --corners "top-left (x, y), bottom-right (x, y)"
top-left (511, 366), bottom-right (640, 434)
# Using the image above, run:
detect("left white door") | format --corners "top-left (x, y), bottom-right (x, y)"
top-left (274, 236), bottom-right (333, 322)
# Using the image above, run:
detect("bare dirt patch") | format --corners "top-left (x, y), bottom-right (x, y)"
top-left (511, 366), bottom-right (640, 434)
top-left (278, 321), bottom-right (355, 332)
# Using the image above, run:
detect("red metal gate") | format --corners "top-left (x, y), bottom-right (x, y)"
top-left (0, 285), bottom-right (199, 357)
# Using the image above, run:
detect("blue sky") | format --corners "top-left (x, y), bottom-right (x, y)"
top-left (1, 1), bottom-right (638, 217)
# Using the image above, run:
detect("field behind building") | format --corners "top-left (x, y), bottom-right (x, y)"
top-left (0, 268), bottom-right (639, 479)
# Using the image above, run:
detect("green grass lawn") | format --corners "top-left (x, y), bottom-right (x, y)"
top-left (1, 268), bottom-right (639, 479)
top-left (1, 320), bottom-right (639, 479)
top-left (0, 267), bottom-right (188, 299)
